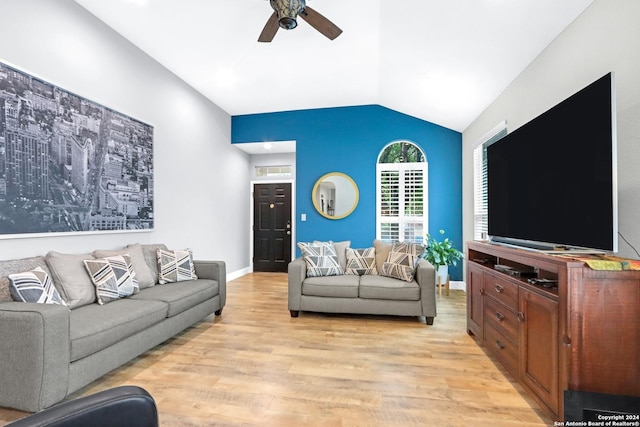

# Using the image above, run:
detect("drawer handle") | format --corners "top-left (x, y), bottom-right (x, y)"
top-left (495, 284), bottom-right (504, 293)
top-left (495, 340), bottom-right (505, 350)
top-left (495, 311), bottom-right (505, 321)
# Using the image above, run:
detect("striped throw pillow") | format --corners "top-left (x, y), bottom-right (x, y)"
top-left (8, 267), bottom-right (67, 306)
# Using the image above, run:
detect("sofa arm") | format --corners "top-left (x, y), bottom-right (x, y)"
top-left (193, 260), bottom-right (226, 310)
top-left (415, 259), bottom-right (437, 322)
top-left (7, 385), bottom-right (158, 427)
top-left (0, 302), bottom-right (70, 412)
top-left (287, 258), bottom-right (306, 313)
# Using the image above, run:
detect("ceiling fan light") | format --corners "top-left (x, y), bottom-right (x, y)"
top-left (279, 17), bottom-right (298, 30)
top-left (270, 0), bottom-right (305, 30)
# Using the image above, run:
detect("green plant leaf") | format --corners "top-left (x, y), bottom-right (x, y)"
top-left (423, 229), bottom-right (464, 267)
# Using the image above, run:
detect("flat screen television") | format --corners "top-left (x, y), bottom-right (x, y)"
top-left (487, 72), bottom-right (617, 253)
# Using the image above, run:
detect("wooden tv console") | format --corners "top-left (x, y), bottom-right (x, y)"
top-left (466, 241), bottom-right (640, 420)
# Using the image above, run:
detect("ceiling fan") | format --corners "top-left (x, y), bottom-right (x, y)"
top-left (258, 0), bottom-right (342, 42)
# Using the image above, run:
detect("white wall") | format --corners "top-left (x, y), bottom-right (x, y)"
top-left (463, 0), bottom-right (640, 259)
top-left (0, 0), bottom-right (251, 275)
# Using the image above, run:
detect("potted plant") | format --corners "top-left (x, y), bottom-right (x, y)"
top-left (423, 229), bottom-right (464, 284)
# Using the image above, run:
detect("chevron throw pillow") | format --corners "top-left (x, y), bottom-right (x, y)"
top-left (345, 247), bottom-right (378, 276)
top-left (298, 241), bottom-right (344, 277)
top-left (8, 266), bottom-right (67, 306)
top-left (380, 242), bottom-right (425, 282)
top-left (83, 254), bottom-right (139, 305)
top-left (157, 249), bottom-right (198, 284)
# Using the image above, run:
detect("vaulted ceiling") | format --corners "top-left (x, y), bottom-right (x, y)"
top-left (74, 0), bottom-right (593, 132)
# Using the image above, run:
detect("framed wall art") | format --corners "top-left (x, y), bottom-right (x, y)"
top-left (0, 60), bottom-right (154, 238)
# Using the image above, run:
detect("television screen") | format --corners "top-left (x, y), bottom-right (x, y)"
top-left (487, 73), bottom-right (617, 252)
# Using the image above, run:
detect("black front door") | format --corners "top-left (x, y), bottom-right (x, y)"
top-left (253, 183), bottom-right (292, 272)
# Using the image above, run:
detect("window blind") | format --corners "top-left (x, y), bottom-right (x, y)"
top-left (473, 123), bottom-right (507, 240)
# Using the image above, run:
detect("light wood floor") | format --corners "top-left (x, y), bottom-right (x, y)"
top-left (0, 273), bottom-right (553, 426)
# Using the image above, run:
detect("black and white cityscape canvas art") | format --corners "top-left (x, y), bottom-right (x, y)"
top-left (0, 60), bottom-right (154, 237)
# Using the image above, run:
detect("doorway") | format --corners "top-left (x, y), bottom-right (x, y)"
top-left (253, 183), bottom-right (292, 272)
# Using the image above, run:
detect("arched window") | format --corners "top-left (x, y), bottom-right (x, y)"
top-left (376, 141), bottom-right (428, 243)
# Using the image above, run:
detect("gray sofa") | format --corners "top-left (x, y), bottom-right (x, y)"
top-left (0, 243), bottom-right (226, 413)
top-left (288, 240), bottom-right (436, 324)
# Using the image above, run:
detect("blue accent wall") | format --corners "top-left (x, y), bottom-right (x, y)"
top-left (232, 105), bottom-right (464, 280)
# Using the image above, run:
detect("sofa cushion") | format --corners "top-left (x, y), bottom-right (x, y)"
top-left (69, 298), bottom-right (168, 362)
top-left (0, 256), bottom-right (52, 303)
top-left (130, 279), bottom-right (218, 317)
top-left (8, 267), bottom-right (68, 306)
top-left (45, 251), bottom-right (96, 309)
top-left (298, 242), bottom-right (344, 277)
top-left (94, 244), bottom-right (155, 289)
top-left (0, 278), bottom-right (11, 303)
top-left (380, 242), bottom-right (425, 282)
top-left (134, 243), bottom-right (168, 285)
top-left (83, 254), bottom-right (139, 305)
top-left (302, 275), bottom-right (360, 298)
top-left (373, 240), bottom-right (393, 275)
top-left (157, 249), bottom-right (198, 284)
top-left (333, 241), bottom-right (351, 271)
top-left (345, 247), bottom-right (378, 276)
top-left (359, 275), bottom-right (421, 301)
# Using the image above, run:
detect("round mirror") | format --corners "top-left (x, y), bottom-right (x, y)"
top-left (312, 172), bottom-right (359, 220)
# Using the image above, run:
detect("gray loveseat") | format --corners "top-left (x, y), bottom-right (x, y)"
top-left (0, 243), bottom-right (226, 413)
top-left (288, 240), bottom-right (436, 324)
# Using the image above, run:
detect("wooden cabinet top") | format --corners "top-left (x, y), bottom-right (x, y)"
top-left (467, 241), bottom-right (586, 273)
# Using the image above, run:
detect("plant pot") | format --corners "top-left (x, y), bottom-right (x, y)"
top-left (436, 264), bottom-right (449, 285)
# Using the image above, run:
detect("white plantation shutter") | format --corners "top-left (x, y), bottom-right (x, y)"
top-left (377, 162), bottom-right (428, 243)
top-left (378, 169), bottom-right (400, 241)
top-left (473, 122), bottom-right (507, 240)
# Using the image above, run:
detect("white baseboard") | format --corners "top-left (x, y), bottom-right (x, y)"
top-left (450, 280), bottom-right (466, 291)
top-left (227, 267), bottom-right (252, 282)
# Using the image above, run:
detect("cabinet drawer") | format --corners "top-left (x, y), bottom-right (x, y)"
top-left (485, 323), bottom-right (519, 375)
top-left (484, 271), bottom-right (519, 310)
top-left (484, 297), bottom-right (519, 344)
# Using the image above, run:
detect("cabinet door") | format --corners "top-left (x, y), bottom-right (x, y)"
top-left (519, 287), bottom-right (559, 414)
top-left (467, 262), bottom-right (485, 338)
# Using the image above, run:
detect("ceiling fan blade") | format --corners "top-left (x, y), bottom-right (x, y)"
top-left (299, 6), bottom-right (342, 40)
top-left (258, 11), bottom-right (279, 42)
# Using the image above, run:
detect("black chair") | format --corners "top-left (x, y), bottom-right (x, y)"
top-left (7, 386), bottom-right (158, 427)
